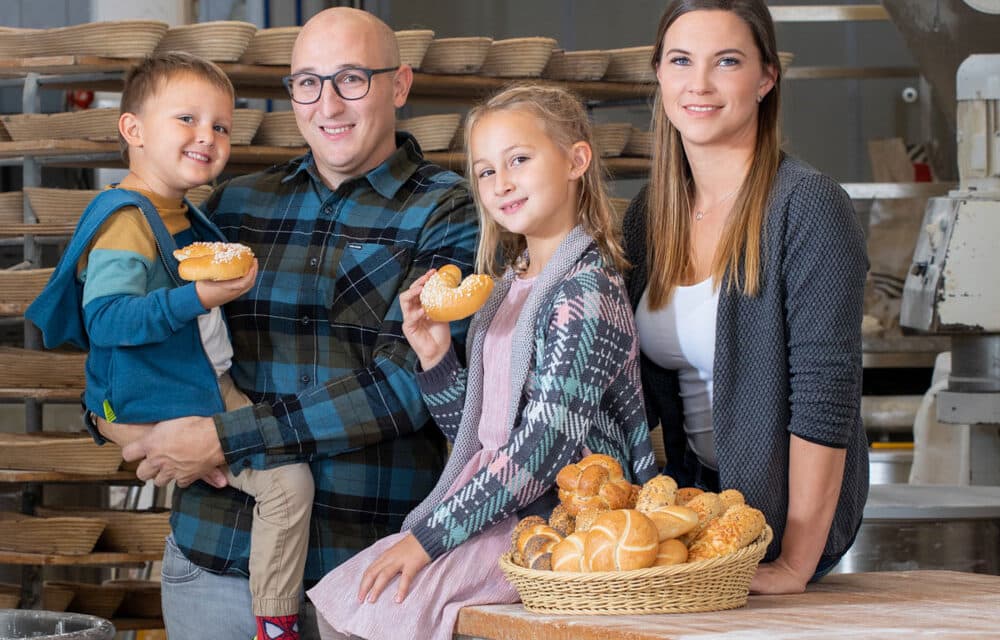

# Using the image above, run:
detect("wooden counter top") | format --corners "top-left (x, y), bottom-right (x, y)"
top-left (455, 570), bottom-right (999, 639)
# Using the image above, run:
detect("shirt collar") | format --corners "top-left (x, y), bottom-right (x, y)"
top-left (282, 132), bottom-right (424, 200)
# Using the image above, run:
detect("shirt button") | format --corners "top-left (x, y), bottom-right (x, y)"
top-left (309, 258), bottom-right (318, 267)
top-left (301, 315), bottom-right (310, 325)
top-left (301, 374), bottom-right (310, 384)
top-left (322, 204), bottom-right (333, 215)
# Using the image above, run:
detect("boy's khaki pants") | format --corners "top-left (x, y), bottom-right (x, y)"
top-left (218, 372), bottom-right (315, 617)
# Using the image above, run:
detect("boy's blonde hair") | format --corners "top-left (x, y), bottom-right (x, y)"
top-left (119, 51), bottom-right (235, 164)
top-left (463, 83), bottom-right (628, 277)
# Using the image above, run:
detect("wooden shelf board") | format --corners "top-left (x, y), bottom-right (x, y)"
top-left (0, 550), bottom-right (160, 566)
top-left (0, 388), bottom-right (83, 401)
top-left (785, 66), bottom-right (918, 80)
top-left (0, 469), bottom-right (139, 484)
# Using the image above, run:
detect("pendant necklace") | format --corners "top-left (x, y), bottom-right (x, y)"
top-left (694, 187), bottom-right (740, 221)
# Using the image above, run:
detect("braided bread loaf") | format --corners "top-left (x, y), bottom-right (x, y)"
top-left (556, 453), bottom-right (633, 516)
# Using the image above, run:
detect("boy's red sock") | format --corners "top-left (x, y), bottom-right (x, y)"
top-left (255, 614), bottom-right (300, 640)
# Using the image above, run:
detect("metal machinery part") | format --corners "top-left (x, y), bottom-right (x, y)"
top-left (898, 0), bottom-right (1000, 487)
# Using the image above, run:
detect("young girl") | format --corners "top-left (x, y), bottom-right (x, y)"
top-left (307, 83), bottom-right (656, 639)
top-left (624, 0), bottom-right (869, 594)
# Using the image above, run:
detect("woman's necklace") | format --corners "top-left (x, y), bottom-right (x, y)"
top-left (693, 187), bottom-right (740, 221)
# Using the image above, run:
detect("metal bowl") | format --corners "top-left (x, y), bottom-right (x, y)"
top-left (0, 609), bottom-right (114, 639)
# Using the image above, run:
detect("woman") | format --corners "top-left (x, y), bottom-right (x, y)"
top-left (623, 0), bottom-right (869, 594)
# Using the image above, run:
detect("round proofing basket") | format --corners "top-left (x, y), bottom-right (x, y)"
top-left (479, 37), bottom-right (557, 78)
top-left (593, 122), bottom-right (632, 158)
top-left (778, 51), bottom-right (795, 75)
top-left (396, 29), bottom-right (435, 70)
top-left (155, 21), bottom-right (258, 61)
top-left (240, 26), bottom-right (300, 65)
top-left (253, 111), bottom-right (305, 147)
top-left (605, 45), bottom-right (656, 83)
top-left (420, 37), bottom-right (493, 74)
top-left (543, 49), bottom-right (611, 81)
top-left (499, 525), bottom-right (773, 615)
top-left (397, 113), bottom-right (462, 152)
top-left (231, 109), bottom-right (265, 146)
top-left (19, 21), bottom-right (168, 59)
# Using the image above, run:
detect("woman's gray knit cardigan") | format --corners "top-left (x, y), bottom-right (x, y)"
top-left (622, 156), bottom-right (870, 562)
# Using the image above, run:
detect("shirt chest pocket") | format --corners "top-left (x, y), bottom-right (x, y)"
top-left (327, 242), bottom-right (411, 327)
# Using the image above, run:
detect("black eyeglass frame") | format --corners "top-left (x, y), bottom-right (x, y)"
top-left (281, 66), bottom-right (399, 104)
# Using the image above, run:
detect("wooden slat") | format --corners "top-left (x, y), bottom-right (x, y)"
top-left (0, 347), bottom-right (86, 388)
top-left (770, 5), bottom-right (889, 22)
top-left (0, 388), bottom-right (82, 400)
top-left (0, 550), bottom-right (160, 566)
top-left (0, 469), bottom-right (139, 484)
top-left (785, 66), bottom-right (918, 80)
top-left (0, 268), bottom-right (52, 315)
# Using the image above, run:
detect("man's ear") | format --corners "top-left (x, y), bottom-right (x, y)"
top-left (118, 112), bottom-right (143, 148)
top-left (392, 64), bottom-right (414, 109)
top-left (568, 141), bottom-right (592, 179)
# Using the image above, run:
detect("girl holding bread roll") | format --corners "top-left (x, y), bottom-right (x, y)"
top-left (623, 0), bottom-right (868, 594)
top-left (308, 83), bottom-right (656, 640)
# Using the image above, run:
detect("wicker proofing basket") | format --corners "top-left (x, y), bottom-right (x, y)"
top-left (604, 45), bottom-right (657, 83)
top-left (395, 29), bottom-right (435, 70)
top-left (103, 580), bottom-right (161, 619)
top-left (420, 37), bottom-right (493, 74)
top-left (397, 113), bottom-right (462, 152)
top-left (47, 581), bottom-right (127, 620)
top-left (479, 37), bottom-right (558, 78)
top-left (239, 26), bottom-right (300, 65)
top-left (0, 432), bottom-right (123, 476)
top-left (231, 109), bottom-right (265, 146)
top-left (0, 513), bottom-right (107, 555)
top-left (23, 187), bottom-right (101, 225)
top-left (499, 525), bottom-right (773, 615)
top-left (35, 507), bottom-right (171, 554)
top-left (154, 21), bottom-right (258, 62)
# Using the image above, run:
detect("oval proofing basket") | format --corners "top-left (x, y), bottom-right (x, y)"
top-left (499, 525), bottom-right (772, 615)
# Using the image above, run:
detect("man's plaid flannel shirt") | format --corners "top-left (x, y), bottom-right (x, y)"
top-left (170, 134), bottom-right (478, 585)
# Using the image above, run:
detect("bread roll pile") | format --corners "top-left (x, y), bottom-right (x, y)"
top-left (508, 453), bottom-right (766, 573)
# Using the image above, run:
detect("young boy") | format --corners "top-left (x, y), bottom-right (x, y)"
top-left (27, 52), bottom-right (312, 640)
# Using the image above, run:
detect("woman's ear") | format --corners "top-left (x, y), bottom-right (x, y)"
top-left (758, 63), bottom-right (778, 102)
top-left (118, 112), bottom-right (143, 148)
top-left (569, 141), bottom-right (592, 179)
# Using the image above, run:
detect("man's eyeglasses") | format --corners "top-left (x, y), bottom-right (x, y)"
top-left (282, 67), bottom-right (398, 104)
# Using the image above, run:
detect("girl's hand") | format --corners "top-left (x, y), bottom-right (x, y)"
top-left (400, 270), bottom-right (452, 370)
top-left (195, 258), bottom-right (259, 309)
top-left (357, 533), bottom-right (431, 604)
top-left (749, 556), bottom-right (810, 594)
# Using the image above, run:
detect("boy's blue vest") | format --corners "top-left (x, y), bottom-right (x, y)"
top-left (26, 188), bottom-right (227, 422)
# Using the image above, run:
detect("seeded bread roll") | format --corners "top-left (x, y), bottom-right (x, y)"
top-left (687, 504), bottom-right (766, 561)
top-left (585, 509), bottom-right (659, 572)
top-left (680, 492), bottom-right (725, 545)
top-left (654, 538), bottom-right (689, 566)
top-left (573, 508), bottom-right (604, 534)
top-left (550, 531), bottom-right (588, 572)
top-left (675, 487), bottom-right (704, 505)
top-left (548, 504), bottom-right (575, 537)
top-left (509, 515), bottom-right (546, 566)
top-left (644, 504), bottom-right (699, 542)
top-left (556, 453), bottom-right (633, 516)
top-left (635, 475), bottom-right (678, 513)
top-left (515, 524), bottom-right (563, 569)
top-left (718, 488), bottom-right (746, 510)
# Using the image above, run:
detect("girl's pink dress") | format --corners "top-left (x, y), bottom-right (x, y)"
top-left (308, 277), bottom-right (535, 640)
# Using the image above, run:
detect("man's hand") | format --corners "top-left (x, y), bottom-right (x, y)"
top-left (356, 533), bottom-right (431, 604)
top-left (122, 416), bottom-right (228, 488)
top-left (750, 556), bottom-right (811, 595)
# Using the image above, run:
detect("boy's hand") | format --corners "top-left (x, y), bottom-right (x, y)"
top-left (400, 270), bottom-right (453, 371)
top-left (195, 258), bottom-right (258, 309)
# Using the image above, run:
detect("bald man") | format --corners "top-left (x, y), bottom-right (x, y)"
top-left (100, 7), bottom-right (478, 639)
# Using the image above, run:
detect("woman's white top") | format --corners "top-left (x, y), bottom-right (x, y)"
top-left (635, 278), bottom-right (720, 470)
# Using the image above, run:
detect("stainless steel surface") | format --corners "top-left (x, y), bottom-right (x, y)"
top-left (833, 484), bottom-right (1000, 575)
top-left (868, 449), bottom-right (914, 484)
top-left (950, 335), bottom-right (1000, 392)
top-left (862, 395), bottom-right (920, 430)
top-left (0, 610), bottom-right (114, 640)
top-left (840, 182), bottom-right (955, 200)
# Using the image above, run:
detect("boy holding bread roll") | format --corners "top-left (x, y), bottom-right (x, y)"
top-left (28, 52), bottom-right (311, 640)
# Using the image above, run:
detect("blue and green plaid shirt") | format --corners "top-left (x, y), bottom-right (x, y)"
top-left (169, 134), bottom-right (478, 585)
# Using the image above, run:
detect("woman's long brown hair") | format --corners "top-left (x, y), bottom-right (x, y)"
top-left (645, 0), bottom-right (782, 308)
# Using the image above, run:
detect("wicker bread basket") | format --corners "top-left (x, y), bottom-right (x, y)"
top-left (0, 432), bottom-right (122, 476)
top-left (253, 111), bottom-right (305, 147)
top-left (0, 268), bottom-right (52, 316)
top-left (36, 507), bottom-right (171, 554)
top-left (47, 581), bottom-right (127, 620)
top-left (155, 21), bottom-right (258, 62)
top-left (479, 37), bottom-right (558, 78)
top-left (420, 37), bottom-right (493, 75)
top-left (1, 109), bottom-right (119, 142)
top-left (0, 512), bottom-right (107, 555)
top-left (397, 113), bottom-right (462, 152)
top-left (593, 122), bottom-right (632, 158)
top-left (240, 26), bottom-right (300, 65)
top-left (231, 109), bottom-right (265, 146)
top-left (0, 119), bottom-right (10, 141)
top-left (604, 46), bottom-right (657, 83)
top-left (103, 580), bottom-right (162, 618)
top-left (396, 29), bottom-right (435, 69)
top-left (778, 51), bottom-right (795, 74)
top-left (0, 581), bottom-right (74, 611)
top-left (543, 49), bottom-right (612, 81)
top-left (23, 187), bottom-right (100, 225)
top-left (10, 21), bottom-right (168, 59)
top-left (499, 525), bottom-right (772, 614)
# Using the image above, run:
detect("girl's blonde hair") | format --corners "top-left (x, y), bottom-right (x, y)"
top-left (646, 0), bottom-right (782, 308)
top-left (463, 83), bottom-right (628, 277)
